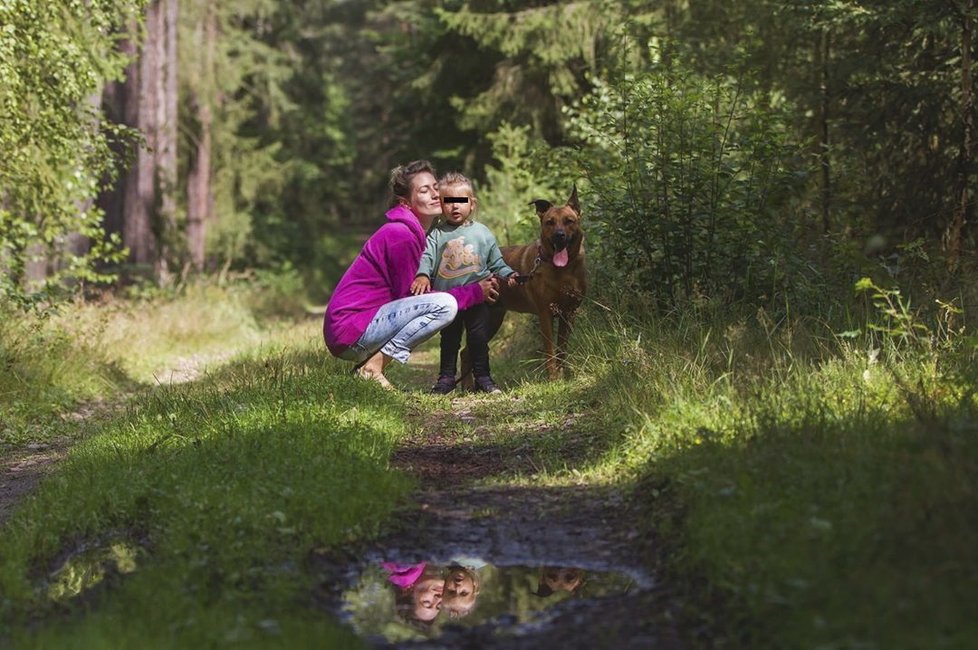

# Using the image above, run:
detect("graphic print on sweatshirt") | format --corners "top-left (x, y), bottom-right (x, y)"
top-left (437, 236), bottom-right (482, 280)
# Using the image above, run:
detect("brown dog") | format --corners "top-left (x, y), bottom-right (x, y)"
top-left (462, 187), bottom-right (586, 384)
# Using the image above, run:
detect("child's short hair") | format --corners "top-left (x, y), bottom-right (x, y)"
top-left (438, 171), bottom-right (474, 193)
top-left (442, 565), bottom-right (480, 619)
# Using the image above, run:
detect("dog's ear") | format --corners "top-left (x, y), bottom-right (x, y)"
top-left (530, 199), bottom-right (552, 216)
top-left (567, 185), bottom-right (580, 214)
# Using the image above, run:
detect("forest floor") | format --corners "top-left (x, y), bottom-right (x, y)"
top-left (0, 440), bottom-right (69, 526)
top-left (310, 360), bottom-right (696, 649)
top-left (1, 353), bottom-right (698, 648)
top-left (0, 354), bottom-right (216, 528)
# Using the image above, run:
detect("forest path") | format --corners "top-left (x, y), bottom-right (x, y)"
top-left (313, 358), bottom-right (691, 649)
top-left (1, 350), bottom-right (695, 647)
top-left (0, 439), bottom-right (70, 526)
top-left (0, 355), bottom-right (213, 528)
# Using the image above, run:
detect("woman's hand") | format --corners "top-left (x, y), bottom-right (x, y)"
top-left (479, 276), bottom-right (500, 304)
top-left (411, 275), bottom-right (431, 295)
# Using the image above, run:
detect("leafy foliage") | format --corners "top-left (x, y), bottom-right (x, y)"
top-left (672, 0), bottom-right (978, 247)
top-left (0, 0), bottom-right (143, 302)
top-left (564, 52), bottom-right (809, 309)
top-left (477, 122), bottom-right (561, 245)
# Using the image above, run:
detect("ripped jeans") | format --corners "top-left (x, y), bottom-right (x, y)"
top-left (337, 292), bottom-right (459, 365)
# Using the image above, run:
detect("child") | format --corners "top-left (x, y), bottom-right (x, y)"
top-left (411, 172), bottom-right (518, 394)
top-left (441, 562), bottom-right (482, 619)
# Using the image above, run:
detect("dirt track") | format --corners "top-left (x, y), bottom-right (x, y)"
top-left (1, 366), bottom-right (700, 648)
top-left (0, 440), bottom-right (69, 526)
top-left (310, 392), bottom-right (693, 649)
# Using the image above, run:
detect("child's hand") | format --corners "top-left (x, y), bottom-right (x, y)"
top-left (506, 273), bottom-right (520, 288)
top-left (411, 275), bottom-right (431, 295)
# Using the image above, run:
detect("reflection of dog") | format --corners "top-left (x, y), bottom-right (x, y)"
top-left (463, 187), bottom-right (586, 383)
top-left (533, 566), bottom-right (585, 597)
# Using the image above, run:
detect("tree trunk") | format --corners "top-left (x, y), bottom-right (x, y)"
top-left (98, 1), bottom-right (178, 283)
top-left (187, 0), bottom-right (215, 272)
top-left (817, 27), bottom-right (832, 234)
top-left (155, 0), bottom-right (179, 281)
top-left (126, 2), bottom-right (160, 276)
top-left (947, 0), bottom-right (975, 270)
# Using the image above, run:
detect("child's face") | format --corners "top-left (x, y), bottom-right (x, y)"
top-left (442, 566), bottom-right (478, 611)
top-left (411, 575), bottom-right (444, 622)
top-left (439, 184), bottom-right (475, 225)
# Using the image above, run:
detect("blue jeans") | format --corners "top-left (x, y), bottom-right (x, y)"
top-left (338, 293), bottom-right (459, 365)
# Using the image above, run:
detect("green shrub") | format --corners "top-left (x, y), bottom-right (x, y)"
top-left (564, 51), bottom-right (812, 312)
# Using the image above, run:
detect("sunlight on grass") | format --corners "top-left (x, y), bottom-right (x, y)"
top-left (3, 278), bottom-right (976, 648)
top-left (0, 279), bottom-right (320, 449)
top-left (0, 346), bottom-right (413, 647)
top-left (555, 306), bottom-right (978, 648)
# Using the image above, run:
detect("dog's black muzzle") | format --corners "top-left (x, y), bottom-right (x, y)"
top-left (551, 231), bottom-right (569, 251)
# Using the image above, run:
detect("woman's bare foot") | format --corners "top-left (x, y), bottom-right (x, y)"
top-left (355, 365), bottom-right (394, 389)
top-left (355, 352), bottom-right (395, 390)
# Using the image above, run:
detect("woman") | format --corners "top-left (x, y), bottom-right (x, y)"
top-left (324, 160), bottom-right (499, 389)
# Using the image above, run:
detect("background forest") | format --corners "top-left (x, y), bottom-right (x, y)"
top-left (3, 2), bottom-right (978, 648)
top-left (3, 0), bottom-right (976, 309)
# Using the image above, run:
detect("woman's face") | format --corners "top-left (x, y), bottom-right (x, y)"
top-left (404, 172), bottom-right (441, 220)
top-left (411, 576), bottom-right (444, 621)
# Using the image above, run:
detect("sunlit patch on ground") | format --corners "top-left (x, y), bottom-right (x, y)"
top-left (46, 538), bottom-right (142, 603)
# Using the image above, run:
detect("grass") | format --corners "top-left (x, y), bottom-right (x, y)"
top-left (1, 347), bottom-right (414, 647)
top-left (561, 302), bottom-right (978, 648)
top-left (0, 278), bottom-right (312, 449)
top-left (2, 279), bottom-right (977, 648)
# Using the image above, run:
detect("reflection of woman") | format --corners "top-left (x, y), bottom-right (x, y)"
top-left (323, 160), bottom-right (499, 389)
top-left (381, 562), bottom-right (444, 625)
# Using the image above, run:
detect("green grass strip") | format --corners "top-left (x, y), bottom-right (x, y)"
top-left (1, 349), bottom-right (413, 648)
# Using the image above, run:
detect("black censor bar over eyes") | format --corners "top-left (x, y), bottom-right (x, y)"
top-left (442, 197), bottom-right (470, 204)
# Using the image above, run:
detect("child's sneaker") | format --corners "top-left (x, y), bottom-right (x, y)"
top-left (473, 376), bottom-right (502, 394)
top-left (430, 375), bottom-right (457, 394)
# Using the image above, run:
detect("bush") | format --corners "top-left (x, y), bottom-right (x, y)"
top-left (564, 50), bottom-right (813, 312)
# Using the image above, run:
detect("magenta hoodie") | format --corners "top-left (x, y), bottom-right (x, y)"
top-left (381, 562), bottom-right (427, 589)
top-left (323, 204), bottom-right (485, 356)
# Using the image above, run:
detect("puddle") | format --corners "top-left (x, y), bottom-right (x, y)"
top-left (339, 558), bottom-right (639, 643)
top-left (46, 539), bottom-right (141, 602)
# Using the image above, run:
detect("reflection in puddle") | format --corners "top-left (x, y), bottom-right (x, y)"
top-left (341, 559), bottom-right (635, 642)
top-left (46, 540), bottom-right (140, 602)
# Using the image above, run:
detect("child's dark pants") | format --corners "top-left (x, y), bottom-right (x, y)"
top-left (439, 303), bottom-right (491, 379)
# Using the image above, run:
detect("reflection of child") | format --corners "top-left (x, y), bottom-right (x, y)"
top-left (442, 562), bottom-right (482, 619)
top-left (411, 172), bottom-right (519, 395)
top-left (533, 566), bottom-right (585, 597)
top-left (382, 562), bottom-right (444, 624)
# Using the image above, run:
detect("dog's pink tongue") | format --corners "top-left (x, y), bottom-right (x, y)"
top-left (553, 248), bottom-right (569, 267)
